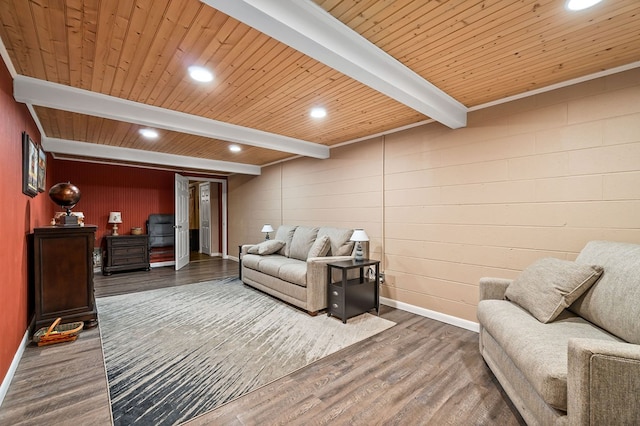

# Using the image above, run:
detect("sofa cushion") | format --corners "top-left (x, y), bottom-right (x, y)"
top-left (289, 226), bottom-right (319, 261)
top-left (572, 240), bottom-right (640, 344)
top-left (278, 263), bottom-right (308, 287)
top-left (247, 239), bottom-right (285, 255)
top-left (256, 256), bottom-right (301, 277)
top-left (477, 299), bottom-right (623, 411)
top-left (505, 258), bottom-right (603, 323)
top-left (318, 227), bottom-right (353, 256)
top-left (273, 225), bottom-right (297, 257)
top-left (242, 254), bottom-right (262, 270)
top-left (307, 235), bottom-right (330, 258)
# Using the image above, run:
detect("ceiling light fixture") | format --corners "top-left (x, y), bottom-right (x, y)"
top-left (229, 145), bottom-right (241, 152)
top-left (310, 107), bottom-right (327, 118)
top-left (188, 65), bottom-right (214, 82)
top-left (139, 128), bottom-right (159, 139)
top-left (566, 0), bottom-right (603, 11)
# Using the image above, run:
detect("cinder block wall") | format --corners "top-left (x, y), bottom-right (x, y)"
top-left (229, 68), bottom-right (640, 323)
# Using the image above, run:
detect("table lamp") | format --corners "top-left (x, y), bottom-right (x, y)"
top-left (108, 212), bottom-right (123, 236)
top-left (261, 224), bottom-right (274, 240)
top-left (350, 229), bottom-right (369, 261)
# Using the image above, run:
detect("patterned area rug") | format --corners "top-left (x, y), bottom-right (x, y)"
top-left (96, 278), bottom-right (395, 426)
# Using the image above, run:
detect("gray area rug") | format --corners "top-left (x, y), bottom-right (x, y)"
top-left (96, 277), bottom-right (395, 425)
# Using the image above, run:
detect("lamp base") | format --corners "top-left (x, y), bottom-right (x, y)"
top-left (355, 242), bottom-right (364, 261)
top-left (112, 224), bottom-right (119, 236)
top-left (57, 214), bottom-right (78, 226)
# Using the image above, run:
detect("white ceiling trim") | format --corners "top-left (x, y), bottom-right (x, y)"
top-left (201, 0), bottom-right (467, 129)
top-left (13, 75), bottom-right (330, 160)
top-left (43, 137), bottom-right (261, 175)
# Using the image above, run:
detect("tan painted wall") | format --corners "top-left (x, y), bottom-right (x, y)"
top-left (229, 68), bottom-right (640, 323)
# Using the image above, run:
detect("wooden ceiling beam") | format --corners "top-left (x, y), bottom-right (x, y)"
top-left (200, 0), bottom-right (468, 129)
top-left (13, 75), bottom-right (330, 159)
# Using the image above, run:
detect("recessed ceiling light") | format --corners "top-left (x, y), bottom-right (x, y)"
top-left (566, 0), bottom-right (602, 11)
top-left (139, 128), bottom-right (159, 139)
top-left (310, 107), bottom-right (327, 118)
top-left (229, 145), bottom-right (241, 153)
top-left (188, 65), bottom-right (214, 83)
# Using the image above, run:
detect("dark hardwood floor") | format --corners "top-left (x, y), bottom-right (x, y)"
top-left (0, 255), bottom-right (524, 425)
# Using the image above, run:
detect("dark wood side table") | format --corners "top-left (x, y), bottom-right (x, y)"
top-left (327, 259), bottom-right (380, 323)
top-left (238, 245), bottom-right (243, 280)
top-left (102, 234), bottom-right (150, 275)
top-left (31, 226), bottom-right (98, 329)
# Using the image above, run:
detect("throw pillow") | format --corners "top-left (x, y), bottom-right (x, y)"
top-left (505, 257), bottom-right (603, 323)
top-left (247, 240), bottom-right (285, 256)
top-left (335, 241), bottom-right (355, 256)
top-left (273, 225), bottom-right (297, 257)
top-left (307, 235), bottom-right (330, 258)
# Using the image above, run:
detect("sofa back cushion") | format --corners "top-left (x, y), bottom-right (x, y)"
top-left (273, 225), bottom-right (297, 257)
top-left (572, 240), bottom-right (640, 344)
top-left (289, 226), bottom-right (319, 261)
top-left (317, 227), bottom-right (354, 256)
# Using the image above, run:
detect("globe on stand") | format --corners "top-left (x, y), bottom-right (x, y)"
top-left (49, 182), bottom-right (82, 226)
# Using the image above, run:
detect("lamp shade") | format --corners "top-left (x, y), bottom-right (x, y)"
top-left (261, 224), bottom-right (274, 233)
top-left (108, 212), bottom-right (122, 224)
top-left (350, 229), bottom-right (369, 242)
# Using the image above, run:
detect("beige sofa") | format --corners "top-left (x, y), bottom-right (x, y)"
top-left (477, 241), bottom-right (640, 425)
top-left (241, 225), bottom-right (362, 314)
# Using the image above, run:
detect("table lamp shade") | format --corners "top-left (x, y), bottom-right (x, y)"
top-left (108, 212), bottom-right (122, 224)
top-left (350, 229), bottom-right (369, 261)
top-left (350, 229), bottom-right (369, 242)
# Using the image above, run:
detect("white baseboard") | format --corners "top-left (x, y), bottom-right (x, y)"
top-left (151, 261), bottom-right (175, 268)
top-left (0, 329), bottom-right (29, 407)
top-left (380, 297), bottom-right (479, 333)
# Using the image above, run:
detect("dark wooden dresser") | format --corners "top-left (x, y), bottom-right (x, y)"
top-left (32, 226), bottom-right (98, 329)
top-left (102, 234), bottom-right (150, 275)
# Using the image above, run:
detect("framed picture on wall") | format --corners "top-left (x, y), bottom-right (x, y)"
top-left (22, 131), bottom-right (38, 197)
top-left (37, 144), bottom-right (46, 192)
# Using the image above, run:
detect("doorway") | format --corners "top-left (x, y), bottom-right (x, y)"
top-left (186, 177), bottom-right (227, 262)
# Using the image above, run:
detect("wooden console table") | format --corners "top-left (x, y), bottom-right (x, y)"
top-left (102, 234), bottom-right (150, 275)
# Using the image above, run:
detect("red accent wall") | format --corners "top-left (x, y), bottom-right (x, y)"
top-left (49, 161), bottom-right (176, 246)
top-left (0, 60), bottom-right (49, 384)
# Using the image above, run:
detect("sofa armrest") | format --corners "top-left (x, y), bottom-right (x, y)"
top-left (240, 244), bottom-right (254, 256)
top-left (305, 256), bottom-right (354, 312)
top-left (479, 277), bottom-right (513, 301)
top-left (568, 338), bottom-right (640, 425)
top-left (306, 255), bottom-right (355, 284)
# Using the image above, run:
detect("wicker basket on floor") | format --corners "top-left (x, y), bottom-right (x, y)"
top-left (33, 318), bottom-right (84, 347)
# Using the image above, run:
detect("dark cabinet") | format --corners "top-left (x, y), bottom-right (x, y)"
top-left (326, 259), bottom-right (380, 323)
top-left (102, 235), bottom-right (150, 275)
top-left (32, 226), bottom-right (98, 330)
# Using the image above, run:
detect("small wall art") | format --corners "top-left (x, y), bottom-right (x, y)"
top-left (22, 131), bottom-right (38, 197)
top-left (37, 144), bottom-right (46, 192)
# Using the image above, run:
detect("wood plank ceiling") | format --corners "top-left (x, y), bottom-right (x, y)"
top-left (0, 0), bottom-right (639, 175)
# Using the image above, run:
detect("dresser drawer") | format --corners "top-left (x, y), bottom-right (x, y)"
top-left (112, 245), bottom-right (146, 257)
top-left (111, 238), bottom-right (146, 247)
